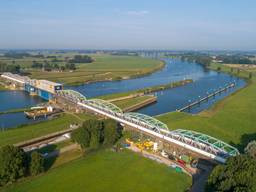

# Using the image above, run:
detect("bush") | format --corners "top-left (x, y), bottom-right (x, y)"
top-left (0, 145), bottom-right (28, 186)
top-left (29, 151), bottom-right (44, 176)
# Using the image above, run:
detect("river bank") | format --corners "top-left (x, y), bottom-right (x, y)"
top-left (0, 59), bottom-right (247, 129)
top-left (100, 79), bottom-right (193, 101)
top-left (156, 63), bottom-right (255, 149)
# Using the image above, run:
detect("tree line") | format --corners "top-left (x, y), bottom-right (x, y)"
top-left (3, 52), bottom-right (31, 59)
top-left (216, 55), bottom-right (256, 65)
top-left (180, 54), bottom-right (212, 67)
top-left (32, 61), bottom-right (76, 71)
top-left (165, 52), bottom-right (212, 67)
top-left (68, 55), bottom-right (93, 63)
top-left (166, 52), bottom-right (256, 66)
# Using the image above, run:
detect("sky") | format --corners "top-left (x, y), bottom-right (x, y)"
top-left (0, 0), bottom-right (255, 50)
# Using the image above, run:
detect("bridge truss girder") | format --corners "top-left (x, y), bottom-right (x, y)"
top-left (55, 89), bottom-right (240, 161)
top-left (170, 129), bottom-right (239, 158)
top-left (56, 89), bottom-right (86, 103)
top-left (124, 112), bottom-right (168, 133)
top-left (84, 99), bottom-right (123, 115)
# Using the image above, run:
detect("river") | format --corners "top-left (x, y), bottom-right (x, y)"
top-left (0, 59), bottom-right (246, 129)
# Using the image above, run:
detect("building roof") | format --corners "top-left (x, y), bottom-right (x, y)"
top-left (37, 79), bottom-right (62, 86)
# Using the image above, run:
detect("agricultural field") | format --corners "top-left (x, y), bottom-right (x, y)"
top-left (29, 54), bottom-right (163, 85)
top-left (0, 54), bottom-right (164, 85)
top-left (157, 63), bottom-right (256, 151)
top-left (1, 150), bottom-right (191, 192)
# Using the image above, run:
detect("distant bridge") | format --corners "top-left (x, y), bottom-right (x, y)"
top-left (56, 89), bottom-right (239, 163)
top-left (178, 82), bottom-right (236, 112)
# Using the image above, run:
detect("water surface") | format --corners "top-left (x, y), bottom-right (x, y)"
top-left (0, 59), bottom-right (246, 128)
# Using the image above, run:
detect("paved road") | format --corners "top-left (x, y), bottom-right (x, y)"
top-left (190, 163), bottom-right (214, 192)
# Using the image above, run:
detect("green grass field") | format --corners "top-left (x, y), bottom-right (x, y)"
top-left (157, 64), bottom-right (256, 151)
top-left (27, 54), bottom-right (164, 85)
top-left (113, 95), bottom-right (154, 110)
top-left (0, 114), bottom-right (86, 147)
top-left (1, 150), bottom-right (191, 192)
top-left (0, 54), bottom-right (163, 85)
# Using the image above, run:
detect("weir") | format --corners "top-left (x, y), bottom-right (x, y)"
top-left (1, 73), bottom-right (63, 100)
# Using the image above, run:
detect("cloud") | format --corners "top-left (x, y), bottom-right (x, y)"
top-left (127, 10), bottom-right (149, 16)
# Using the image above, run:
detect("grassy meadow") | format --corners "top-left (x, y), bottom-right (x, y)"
top-left (31, 54), bottom-right (163, 85)
top-left (0, 114), bottom-right (86, 147)
top-left (1, 150), bottom-right (191, 192)
top-left (113, 95), bottom-right (154, 110)
top-left (0, 54), bottom-right (164, 85)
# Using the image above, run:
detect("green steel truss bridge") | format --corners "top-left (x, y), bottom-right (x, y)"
top-left (56, 89), bottom-right (239, 163)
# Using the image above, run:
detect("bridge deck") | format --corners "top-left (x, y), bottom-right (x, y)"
top-left (55, 89), bottom-right (240, 164)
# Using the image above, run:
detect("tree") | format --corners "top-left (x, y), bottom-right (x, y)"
top-left (29, 151), bottom-right (44, 176)
top-left (69, 55), bottom-right (93, 63)
top-left (245, 141), bottom-right (256, 159)
top-left (60, 66), bottom-right (66, 71)
top-left (103, 120), bottom-right (117, 145)
top-left (88, 120), bottom-right (103, 149)
top-left (0, 145), bottom-right (28, 186)
top-left (249, 72), bottom-right (253, 79)
top-left (65, 63), bottom-right (76, 70)
top-left (206, 155), bottom-right (256, 192)
top-left (71, 126), bottom-right (91, 149)
top-left (71, 120), bottom-right (102, 149)
top-left (53, 63), bottom-right (59, 70)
